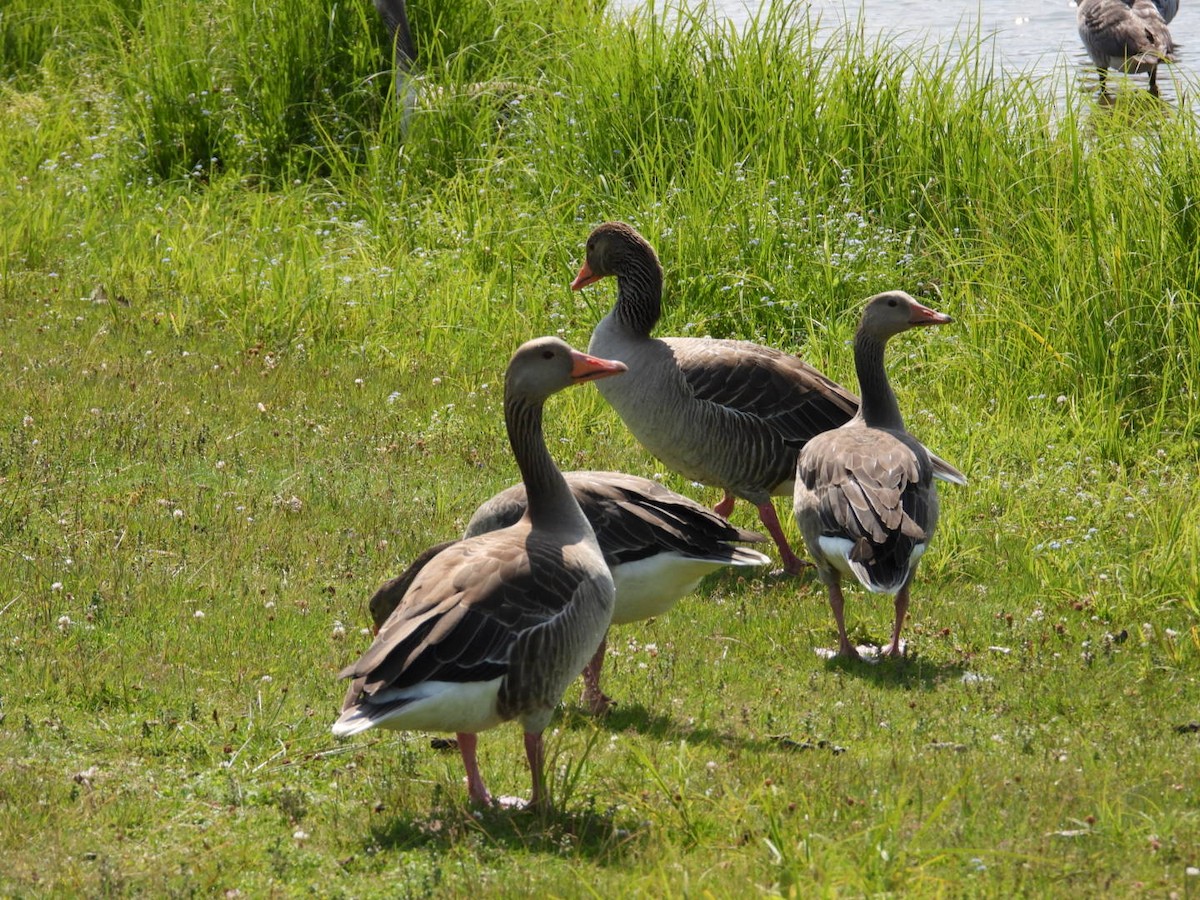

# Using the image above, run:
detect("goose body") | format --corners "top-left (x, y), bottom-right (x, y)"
top-left (794, 292), bottom-right (952, 659)
top-left (572, 222), bottom-right (965, 576)
top-left (333, 338), bottom-right (626, 808)
top-left (370, 470), bottom-right (771, 714)
top-left (1077, 0), bottom-right (1177, 96)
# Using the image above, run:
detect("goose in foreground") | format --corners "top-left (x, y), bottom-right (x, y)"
top-left (793, 292), bottom-right (952, 660)
top-left (369, 471), bottom-right (772, 715)
top-left (571, 222), bottom-right (966, 576)
top-left (1077, 0), bottom-right (1178, 97)
top-left (333, 338), bottom-right (626, 808)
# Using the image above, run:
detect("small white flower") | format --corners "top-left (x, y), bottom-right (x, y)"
top-left (293, 829), bottom-right (309, 841)
top-left (261, 675), bottom-right (273, 683)
top-left (216, 460), bottom-right (227, 470)
top-left (57, 615), bottom-right (72, 632)
top-left (51, 582), bottom-right (63, 592)
top-left (22, 415), bottom-right (33, 427)
top-left (173, 509), bottom-right (185, 520)
top-left (193, 610), bottom-right (205, 619)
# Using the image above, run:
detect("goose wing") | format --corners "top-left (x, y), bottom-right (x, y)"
top-left (668, 337), bottom-right (859, 448)
top-left (343, 534), bottom-right (584, 696)
top-left (798, 428), bottom-right (936, 590)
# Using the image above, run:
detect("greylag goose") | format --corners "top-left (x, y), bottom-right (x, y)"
top-left (372, 0), bottom-right (527, 130)
top-left (369, 471), bottom-right (772, 715)
top-left (333, 337), bottom-right (626, 808)
top-left (793, 292), bottom-right (952, 660)
top-left (1077, 0), bottom-right (1178, 97)
top-left (571, 222), bottom-right (966, 575)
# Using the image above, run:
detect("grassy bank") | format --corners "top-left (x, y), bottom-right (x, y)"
top-left (1, 0), bottom-right (1198, 895)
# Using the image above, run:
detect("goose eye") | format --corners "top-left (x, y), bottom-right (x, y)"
top-left (887, 298), bottom-right (898, 307)
top-left (542, 350), bottom-right (555, 360)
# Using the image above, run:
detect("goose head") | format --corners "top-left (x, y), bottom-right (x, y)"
top-left (570, 222), bottom-right (661, 291)
top-left (859, 291), bottom-right (953, 341)
top-left (506, 336), bottom-right (627, 401)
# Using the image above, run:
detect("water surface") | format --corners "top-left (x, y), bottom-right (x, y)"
top-left (616, 0), bottom-right (1196, 96)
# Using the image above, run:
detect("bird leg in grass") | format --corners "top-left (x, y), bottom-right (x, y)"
top-left (714, 491), bottom-right (736, 518)
top-left (458, 732), bottom-right (492, 807)
top-left (754, 500), bottom-right (809, 575)
top-left (524, 731), bottom-right (547, 809)
top-left (581, 634), bottom-right (615, 716)
top-left (714, 492), bottom-right (807, 574)
top-left (880, 584), bottom-right (911, 658)
top-left (827, 581), bottom-right (861, 660)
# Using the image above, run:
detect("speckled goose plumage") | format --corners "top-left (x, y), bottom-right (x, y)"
top-left (369, 470), bottom-right (771, 715)
top-left (1077, 0), bottom-right (1178, 97)
top-left (333, 337), bottom-right (626, 808)
top-left (793, 292), bottom-right (952, 660)
top-left (571, 222), bottom-right (965, 576)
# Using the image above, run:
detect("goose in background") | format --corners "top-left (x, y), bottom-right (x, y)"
top-left (1076, 0), bottom-right (1179, 97)
top-left (571, 222), bottom-right (966, 576)
top-left (372, 0), bottom-right (528, 130)
top-left (333, 338), bottom-right (626, 809)
top-left (373, 0), bottom-right (419, 125)
top-left (793, 292), bottom-right (953, 660)
top-left (369, 471), bottom-right (772, 715)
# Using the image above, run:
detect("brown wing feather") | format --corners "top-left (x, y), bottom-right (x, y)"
top-left (344, 534), bottom-right (587, 697)
top-left (798, 426), bottom-right (935, 588)
top-left (669, 338), bottom-right (859, 449)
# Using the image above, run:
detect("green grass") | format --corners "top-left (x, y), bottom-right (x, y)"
top-left (2, 0), bottom-right (1199, 895)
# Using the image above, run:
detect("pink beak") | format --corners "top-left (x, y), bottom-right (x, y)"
top-left (909, 301), bottom-right (953, 326)
top-left (570, 261), bottom-right (603, 291)
top-left (569, 351), bottom-right (627, 382)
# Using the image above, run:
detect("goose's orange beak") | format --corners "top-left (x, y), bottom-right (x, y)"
top-left (569, 351), bottom-right (627, 382)
top-left (909, 302), bottom-right (953, 326)
top-left (570, 261), bottom-right (603, 291)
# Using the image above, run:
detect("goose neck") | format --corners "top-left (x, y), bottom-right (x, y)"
top-left (504, 394), bottom-right (578, 529)
top-left (854, 330), bottom-right (905, 431)
top-left (613, 258), bottom-right (663, 336)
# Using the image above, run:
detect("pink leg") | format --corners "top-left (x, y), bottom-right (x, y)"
top-left (713, 491), bottom-right (736, 518)
top-left (457, 732), bottom-right (492, 806)
top-left (524, 731), bottom-right (547, 809)
top-left (581, 632), bottom-right (614, 716)
top-left (754, 501), bottom-right (808, 575)
top-left (881, 584), bottom-right (910, 657)
top-left (828, 581), bottom-right (860, 659)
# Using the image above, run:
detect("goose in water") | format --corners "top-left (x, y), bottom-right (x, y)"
top-left (1077, 0), bottom-right (1178, 97)
top-left (333, 338), bottom-right (626, 808)
top-left (794, 292), bottom-right (952, 660)
top-left (571, 222), bottom-right (966, 575)
top-left (369, 471), bottom-right (771, 715)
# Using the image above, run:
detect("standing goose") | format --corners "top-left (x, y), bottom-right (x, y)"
top-left (369, 471), bottom-right (771, 715)
top-left (793, 292), bottom-right (952, 660)
top-left (372, 0), bottom-right (528, 131)
top-left (1077, 0), bottom-right (1178, 97)
top-left (333, 337), bottom-right (626, 809)
top-left (571, 222), bottom-right (965, 575)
